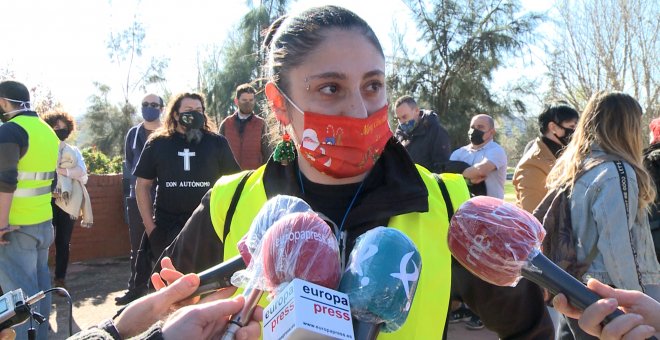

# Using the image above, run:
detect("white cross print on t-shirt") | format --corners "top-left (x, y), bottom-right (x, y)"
top-left (177, 148), bottom-right (196, 171)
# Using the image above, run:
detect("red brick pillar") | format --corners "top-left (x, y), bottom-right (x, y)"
top-left (49, 174), bottom-right (131, 262)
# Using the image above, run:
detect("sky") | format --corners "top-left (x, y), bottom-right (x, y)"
top-left (0, 0), bottom-right (555, 118)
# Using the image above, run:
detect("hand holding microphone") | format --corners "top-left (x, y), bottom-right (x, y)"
top-left (222, 211), bottom-right (341, 340)
top-left (448, 196), bottom-right (657, 339)
top-left (339, 227), bottom-right (422, 340)
top-left (191, 195), bottom-right (313, 297)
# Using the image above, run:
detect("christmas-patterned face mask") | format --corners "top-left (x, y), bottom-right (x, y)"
top-left (279, 90), bottom-right (392, 178)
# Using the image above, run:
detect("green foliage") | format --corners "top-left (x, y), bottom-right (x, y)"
top-left (200, 2), bottom-right (289, 124)
top-left (496, 115), bottom-right (538, 167)
top-left (390, 0), bottom-right (542, 148)
top-left (82, 147), bottom-right (123, 175)
top-left (80, 82), bottom-right (136, 157)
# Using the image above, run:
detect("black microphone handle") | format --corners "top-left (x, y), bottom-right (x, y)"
top-left (353, 319), bottom-right (380, 340)
top-left (523, 253), bottom-right (658, 340)
top-left (194, 255), bottom-right (247, 296)
top-left (522, 251), bottom-right (625, 322)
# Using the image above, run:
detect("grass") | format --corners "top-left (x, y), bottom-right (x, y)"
top-left (504, 180), bottom-right (516, 203)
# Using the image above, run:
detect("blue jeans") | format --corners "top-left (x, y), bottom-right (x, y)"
top-left (0, 221), bottom-right (54, 340)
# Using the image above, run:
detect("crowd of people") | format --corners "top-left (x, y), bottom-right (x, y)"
top-left (0, 4), bottom-right (659, 340)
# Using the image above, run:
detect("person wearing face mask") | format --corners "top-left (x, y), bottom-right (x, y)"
top-left (513, 102), bottom-right (579, 213)
top-left (42, 110), bottom-right (92, 295)
top-left (393, 95), bottom-right (451, 173)
top-left (116, 93), bottom-right (164, 305)
top-left (450, 114), bottom-right (508, 199)
top-left (0, 80), bottom-right (59, 340)
top-left (156, 7), bottom-right (554, 339)
top-left (642, 118), bottom-right (660, 263)
top-left (218, 83), bottom-right (271, 170)
top-left (133, 92), bottom-right (239, 270)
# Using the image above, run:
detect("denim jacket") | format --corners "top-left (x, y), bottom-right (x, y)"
top-left (570, 145), bottom-right (660, 297)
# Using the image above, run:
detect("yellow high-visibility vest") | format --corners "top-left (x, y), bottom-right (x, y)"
top-left (9, 115), bottom-right (59, 225)
top-left (209, 165), bottom-right (470, 339)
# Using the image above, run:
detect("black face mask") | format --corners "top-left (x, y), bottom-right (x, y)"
top-left (469, 128), bottom-right (486, 145)
top-left (178, 111), bottom-right (205, 130)
top-left (55, 129), bottom-right (69, 141)
top-left (554, 124), bottom-right (575, 146)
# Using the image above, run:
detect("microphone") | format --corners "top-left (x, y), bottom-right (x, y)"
top-left (339, 226), bottom-right (422, 340)
top-left (222, 211), bottom-right (341, 340)
top-left (448, 196), bottom-right (631, 325)
top-left (193, 195), bottom-right (312, 296)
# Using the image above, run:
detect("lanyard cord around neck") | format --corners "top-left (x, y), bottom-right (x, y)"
top-left (296, 168), bottom-right (365, 240)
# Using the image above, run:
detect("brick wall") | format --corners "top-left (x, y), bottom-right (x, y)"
top-left (49, 174), bottom-right (131, 262)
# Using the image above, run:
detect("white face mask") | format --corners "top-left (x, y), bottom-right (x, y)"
top-left (1, 97), bottom-right (31, 119)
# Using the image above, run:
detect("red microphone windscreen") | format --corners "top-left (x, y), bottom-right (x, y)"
top-left (260, 211), bottom-right (341, 293)
top-left (237, 236), bottom-right (252, 265)
top-left (448, 196), bottom-right (546, 286)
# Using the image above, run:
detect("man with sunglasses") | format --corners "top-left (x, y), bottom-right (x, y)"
top-left (116, 93), bottom-right (164, 305)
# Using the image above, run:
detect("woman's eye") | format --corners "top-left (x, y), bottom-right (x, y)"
top-left (319, 84), bottom-right (338, 95)
top-left (365, 81), bottom-right (383, 93)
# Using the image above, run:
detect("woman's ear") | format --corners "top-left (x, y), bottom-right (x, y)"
top-left (265, 82), bottom-right (289, 125)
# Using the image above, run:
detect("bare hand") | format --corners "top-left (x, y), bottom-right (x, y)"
top-left (0, 226), bottom-right (19, 245)
top-left (162, 295), bottom-right (263, 340)
top-left (553, 279), bottom-right (659, 339)
top-left (151, 257), bottom-right (236, 306)
top-left (0, 328), bottom-right (16, 340)
top-left (115, 273), bottom-right (200, 338)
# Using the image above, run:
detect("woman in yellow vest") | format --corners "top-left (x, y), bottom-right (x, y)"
top-left (161, 6), bottom-right (552, 339)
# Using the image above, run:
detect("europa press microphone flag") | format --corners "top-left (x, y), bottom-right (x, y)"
top-left (447, 196), bottom-right (655, 338)
top-left (223, 211), bottom-right (349, 340)
top-left (193, 195), bottom-right (312, 297)
top-left (339, 227), bottom-right (422, 340)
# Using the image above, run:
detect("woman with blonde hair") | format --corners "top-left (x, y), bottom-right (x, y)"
top-left (546, 91), bottom-right (660, 339)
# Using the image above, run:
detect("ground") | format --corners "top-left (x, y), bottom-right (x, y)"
top-left (45, 257), bottom-right (497, 339)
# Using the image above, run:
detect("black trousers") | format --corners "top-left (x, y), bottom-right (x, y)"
top-left (450, 257), bottom-right (555, 339)
top-left (557, 313), bottom-right (597, 340)
top-left (125, 197), bottom-right (152, 293)
top-left (52, 201), bottom-right (76, 280)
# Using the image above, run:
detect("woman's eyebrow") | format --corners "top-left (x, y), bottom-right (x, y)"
top-left (307, 69), bottom-right (385, 81)
top-left (308, 72), bottom-right (346, 80)
top-left (363, 70), bottom-right (385, 79)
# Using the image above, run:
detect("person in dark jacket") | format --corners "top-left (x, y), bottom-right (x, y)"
top-left (394, 95), bottom-right (451, 173)
top-left (643, 117), bottom-right (660, 263)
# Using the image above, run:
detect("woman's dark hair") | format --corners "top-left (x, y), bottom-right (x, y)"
top-left (42, 110), bottom-right (76, 140)
top-left (262, 5), bottom-right (384, 92)
top-left (538, 101), bottom-right (580, 134)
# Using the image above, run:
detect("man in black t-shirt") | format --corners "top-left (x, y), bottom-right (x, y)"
top-left (133, 92), bottom-right (239, 262)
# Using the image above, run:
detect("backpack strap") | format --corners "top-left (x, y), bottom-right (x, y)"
top-left (433, 173), bottom-right (454, 220)
top-left (613, 160), bottom-right (645, 292)
top-left (223, 170), bottom-right (255, 242)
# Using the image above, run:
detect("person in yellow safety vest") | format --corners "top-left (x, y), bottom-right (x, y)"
top-left (154, 6), bottom-right (553, 339)
top-left (0, 80), bottom-right (59, 340)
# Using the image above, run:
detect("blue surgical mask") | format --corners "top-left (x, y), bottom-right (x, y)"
top-left (399, 120), bottom-right (416, 134)
top-left (141, 106), bottom-right (161, 122)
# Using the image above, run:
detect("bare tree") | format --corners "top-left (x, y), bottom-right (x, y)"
top-left (548, 0), bottom-right (660, 117)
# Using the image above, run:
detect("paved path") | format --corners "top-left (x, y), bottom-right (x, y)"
top-left (47, 257), bottom-right (497, 339)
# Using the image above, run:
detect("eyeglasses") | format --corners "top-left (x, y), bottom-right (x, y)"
top-left (142, 102), bottom-right (161, 108)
